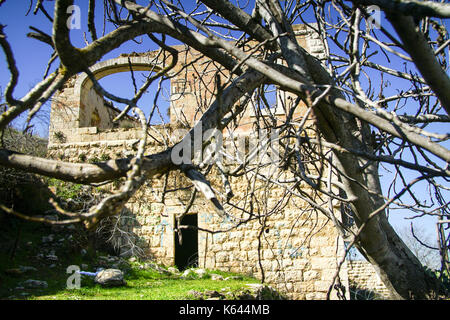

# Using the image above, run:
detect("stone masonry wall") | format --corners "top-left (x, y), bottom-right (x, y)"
top-left (46, 24), bottom-right (391, 299)
top-left (347, 260), bottom-right (391, 299)
top-left (47, 125), bottom-right (349, 300)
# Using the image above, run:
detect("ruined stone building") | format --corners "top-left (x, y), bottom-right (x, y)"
top-left (47, 24), bottom-right (389, 299)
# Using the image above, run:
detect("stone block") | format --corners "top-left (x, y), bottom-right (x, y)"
top-left (320, 246), bottom-right (337, 257)
top-left (151, 203), bottom-right (164, 214)
top-left (283, 271), bottom-right (301, 282)
top-left (263, 250), bottom-right (275, 260)
top-left (303, 270), bottom-right (319, 281)
top-left (305, 293), bottom-right (317, 300)
top-left (78, 127), bottom-right (98, 134)
top-left (310, 257), bottom-right (337, 270)
top-left (314, 280), bottom-right (331, 292)
top-left (239, 240), bottom-right (252, 250)
top-left (215, 252), bottom-right (229, 263)
top-left (298, 282), bottom-right (314, 293)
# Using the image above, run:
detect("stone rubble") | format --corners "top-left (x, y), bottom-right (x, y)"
top-left (21, 279), bottom-right (48, 289)
top-left (188, 283), bottom-right (285, 300)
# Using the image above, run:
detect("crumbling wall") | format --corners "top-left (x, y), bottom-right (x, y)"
top-left (46, 24), bottom-right (383, 300)
top-left (47, 126), bottom-right (348, 299)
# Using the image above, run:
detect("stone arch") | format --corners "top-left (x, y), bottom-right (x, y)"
top-left (73, 54), bottom-right (166, 129)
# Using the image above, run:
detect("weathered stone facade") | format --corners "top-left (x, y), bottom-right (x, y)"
top-left (347, 261), bottom-right (391, 299)
top-left (48, 24), bottom-right (388, 299)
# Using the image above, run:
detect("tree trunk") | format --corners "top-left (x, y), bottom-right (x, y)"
top-left (313, 96), bottom-right (442, 299)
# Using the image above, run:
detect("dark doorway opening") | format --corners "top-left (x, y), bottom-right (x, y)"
top-left (175, 214), bottom-right (198, 270)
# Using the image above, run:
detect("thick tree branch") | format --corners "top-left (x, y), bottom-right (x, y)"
top-left (200, 0), bottom-right (275, 48)
top-left (88, 0), bottom-right (97, 42)
top-left (113, 0), bottom-right (243, 75)
top-left (181, 164), bottom-right (226, 217)
top-left (0, 67), bottom-right (264, 183)
top-left (386, 12), bottom-right (450, 116)
top-left (0, 25), bottom-right (20, 105)
top-left (354, 0), bottom-right (450, 18)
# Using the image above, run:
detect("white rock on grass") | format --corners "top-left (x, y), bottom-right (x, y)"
top-left (167, 267), bottom-right (180, 274)
top-left (210, 274), bottom-right (224, 281)
top-left (94, 269), bottom-right (126, 287)
top-left (181, 269), bottom-right (197, 279)
top-left (193, 268), bottom-right (208, 279)
top-left (224, 275), bottom-right (243, 281)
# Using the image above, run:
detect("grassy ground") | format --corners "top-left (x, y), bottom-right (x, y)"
top-left (30, 268), bottom-right (258, 300)
top-left (0, 217), bottom-right (258, 300)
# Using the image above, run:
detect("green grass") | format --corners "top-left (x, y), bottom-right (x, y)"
top-left (0, 218), bottom-right (258, 300)
top-left (4, 262), bottom-right (258, 300)
top-left (27, 264), bottom-right (259, 300)
top-left (32, 275), bottom-right (258, 300)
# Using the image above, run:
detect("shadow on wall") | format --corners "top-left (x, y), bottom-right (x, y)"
top-left (96, 207), bottom-right (150, 259)
top-left (95, 199), bottom-right (204, 273)
top-left (101, 206), bottom-right (200, 271)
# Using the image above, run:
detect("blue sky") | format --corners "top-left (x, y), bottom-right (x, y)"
top-left (0, 1), bottom-right (176, 132)
top-left (0, 1), bottom-right (448, 244)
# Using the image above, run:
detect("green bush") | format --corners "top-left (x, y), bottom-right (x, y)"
top-left (47, 178), bottom-right (84, 200)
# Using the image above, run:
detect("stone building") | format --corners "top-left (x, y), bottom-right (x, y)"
top-left (47, 24), bottom-right (389, 299)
